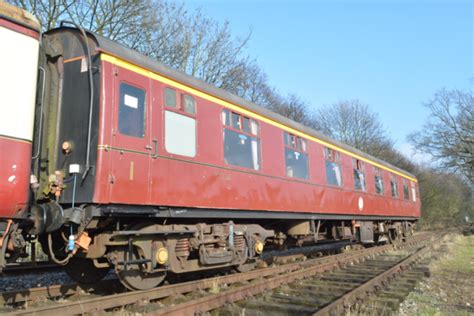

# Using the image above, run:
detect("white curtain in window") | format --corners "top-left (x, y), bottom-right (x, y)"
top-left (251, 139), bottom-right (259, 170)
top-left (411, 183), bottom-right (417, 202)
top-left (377, 177), bottom-right (384, 192)
top-left (221, 110), bottom-right (227, 124)
top-left (334, 164), bottom-right (342, 186)
top-left (250, 120), bottom-right (258, 135)
top-left (359, 172), bottom-right (366, 191)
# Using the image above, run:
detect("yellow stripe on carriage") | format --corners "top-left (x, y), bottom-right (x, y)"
top-left (100, 53), bottom-right (418, 183)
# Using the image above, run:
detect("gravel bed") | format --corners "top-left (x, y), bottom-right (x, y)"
top-left (0, 270), bottom-right (74, 292)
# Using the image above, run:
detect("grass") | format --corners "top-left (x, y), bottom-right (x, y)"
top-left (399, 235), bottom-right (474, 316)
top-left (438, 237), bottom-right (473, 274)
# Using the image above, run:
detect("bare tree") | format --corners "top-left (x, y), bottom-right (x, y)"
top-left (139, 2), bottom-right (252, 85)
top-left (8, 0), bottom-right (256, 93)
top-left (9, 0), bottom-right (316, 122)
top-left (7, 0), bottom-right (151, 44)
top-left (222, 61), bottom-right (271, 104)
top-left (264, 93), bottom-right (311, 125)
top-left (408, 89), bottom-right (474, 183)
top-left (7, 0), bottom-right (76, 30)
top-left (310, 100), bottom-right (393, 157)
top-left (66, 0), bottom-right (153, 46)
top-left (376, 145), bottom-right (417, 174)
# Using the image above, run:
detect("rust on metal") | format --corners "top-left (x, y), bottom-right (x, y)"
top-left (313, 233), bottom-right (445, 315)
top-left (3, 233), bottom-right (433, 316)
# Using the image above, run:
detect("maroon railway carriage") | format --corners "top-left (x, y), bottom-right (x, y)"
top-left (0, 3), bottom-right (420, 290)
top-left (0, 3), bottom-right (40, 224)
top-left (0, 3), bottom-right (40, 266)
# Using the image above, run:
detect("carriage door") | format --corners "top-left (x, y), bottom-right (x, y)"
top-left (109, 66), bottom-right (152, 204)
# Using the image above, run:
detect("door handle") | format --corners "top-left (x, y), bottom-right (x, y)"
top-left (151, 139), bottom-right (158, 159)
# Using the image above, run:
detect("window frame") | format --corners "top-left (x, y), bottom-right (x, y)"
top-left (181, 94), bottom-right (196, 115)
top-left (164, 87), bottom-right (177, 108)
top-left (222, 109), bottom-right (259, 138)
top-left (410, 181), bottom-right (417, 202)
top-left (324, 147), bottom-right (343, 187)
top-left (118, 81), bottom-right (146, 139)
top-left (283, 131), bottom-right (309, 179)
top-left (402, 179), bottom-right (410, 200)
top-left (164, 110), bottom-right (197, 158)
top-left (162, 87), bottom-right (198, 158)
top-left (390, 175), bottom-right (399, 198)
top-left (353, 159), bottom-right (366, 192)
top-left (164, 86), bottom-right (197, 119)
top-left (374, 167), bottom-right (385, 195)
top-left (284, 132), bottom-right (307, 153)
top-left (222, 109), bottom-right (262, 171)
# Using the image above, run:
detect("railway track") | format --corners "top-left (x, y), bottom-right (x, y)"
top-left (1, 232), bottom-right (442, 315)
top-left (2, 262), bottom-right (59, 275)
top-left (0, 240), bottom-right (349, 307)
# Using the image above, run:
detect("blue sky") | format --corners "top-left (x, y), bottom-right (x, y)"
top-left (184, 0), bottom-right (473, 161)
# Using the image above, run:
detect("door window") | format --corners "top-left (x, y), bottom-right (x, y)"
top-left (118, 83), bottom-right (146, 138)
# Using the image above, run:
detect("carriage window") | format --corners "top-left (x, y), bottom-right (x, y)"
top-left (374, 167), bottom-right (384, 195)
top-left (353, 159), bottom-right (366, 191)
top-left (411, 182), bottom-right (417, 202)
top-left (231, 112), bottom-right (240, 129)
top-left (284, 132), bottom-right (308, 179)
top-left (222, 109), bottom-right (231, 126)
top-left (402, 179), bottom-right (410, 200)
top-left (182, 94), bottom-right (196, 114)
top-left (119, 83), bottom-right (145, 138)
top-left (325, 148), bottom-right (342, 186)
top-left (250, 120), bottom-right (258, 135)
top-left (242, 117), bottom-right (251, 133)
top-left (223, 111), bottom-right (260, 170)
top-left (165, 111), bottom-right (196, 157)
top-left (165, 87), bottom-right (176, 108)
top-left (390, 175), bottom-right (399, 198)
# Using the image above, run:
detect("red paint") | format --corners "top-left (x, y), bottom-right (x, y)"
top-left (0, 18), bottom-right (39, 39)
top-left (94, 60), bottom-right (421, 219)
top-left (0, 15), bottom-right (38, 220)
top-left (0, 136), bottom-right (31, 218)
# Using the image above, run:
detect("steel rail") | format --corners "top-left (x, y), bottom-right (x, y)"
top-left (3, 262), bottom-right (58, 274)
top-left (312, 233), bottom-right (446, 315)
top-left (149, 233), bottom-right (432, 316)
top-left (0, 249), bottom-right (341, 306)
top-left (0, 279), bottom-right (118, 305)
top-left (0, 244), bottom-right (350, 306)
top-left (5, 233), bottom-right (431, 316)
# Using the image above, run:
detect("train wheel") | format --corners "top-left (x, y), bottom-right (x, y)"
top-left (64, 257), bottom-right (109, 284)
top-left (113, 247), bottom-right (166, 291)
top-left (388, 229), bottom-right (400, 244)
top-left (234, 234), bottom-right (256, 273)
top-left (403, 225), bottom-right (414, 237)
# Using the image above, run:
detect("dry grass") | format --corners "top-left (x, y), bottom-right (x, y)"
top-left (399, 234), bottom-right (474, 316)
